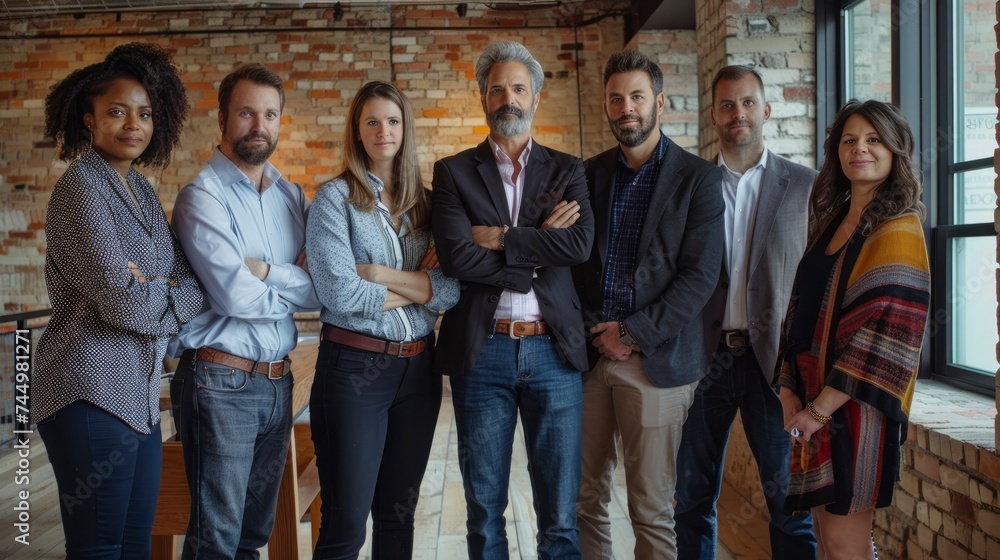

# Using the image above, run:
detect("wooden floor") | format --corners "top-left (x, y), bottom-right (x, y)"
top-left (0, 337), bottom-right (767, 559)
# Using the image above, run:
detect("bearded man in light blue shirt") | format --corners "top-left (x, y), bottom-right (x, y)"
top-left (170, 63), bottom-right (320, 559)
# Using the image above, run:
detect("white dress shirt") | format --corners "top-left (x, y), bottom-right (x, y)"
top-left (718, 149), bottom-right (769, 331)
top-left (488, 136), bottom-right (543, 322)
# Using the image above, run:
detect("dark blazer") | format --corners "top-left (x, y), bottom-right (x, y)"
top-left (702, 151), bottom-right (817, 377)
top-left (432, 139), bottom-right (595, 376)
top-left (573, 137), bottom-right (725, 388)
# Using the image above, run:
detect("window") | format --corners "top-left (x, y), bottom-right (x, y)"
top-left (843, 0), bottom-right (893, 102)
top-left (819, 0), bottom-right (999, 394)
top-left (936, 0), bottom-right (998, 390)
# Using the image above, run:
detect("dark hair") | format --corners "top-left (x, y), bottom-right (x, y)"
top-left (809, 99), bottom-right (925, 240)
top-left (712, 65), bottom-right (766, 104)
top-left (44, 42), bottom-right (188, 168)
top-left (475, 42), bottom-right (544, 96)
top-left (340, 80), bottom-right (428, 231)
top-left (602, 50), bottom-right (663, 94)
top-left (218, 63), bottom-right (285, 122)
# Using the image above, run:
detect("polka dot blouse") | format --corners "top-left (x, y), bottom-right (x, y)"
top-left (33, 148), bottom-right (204, 434)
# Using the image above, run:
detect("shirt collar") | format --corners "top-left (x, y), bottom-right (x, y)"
top-left (209, 146), bottom-right (283, 191)
top-left (487, 135), bottom-right (533, 167)
top-left (616, 132), bottom-right (667, 170)
top-left (717, 148), bottom-right (769, 176)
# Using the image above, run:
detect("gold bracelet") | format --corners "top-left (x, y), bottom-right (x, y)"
top-left (806, 401), bottom-right (832, 424)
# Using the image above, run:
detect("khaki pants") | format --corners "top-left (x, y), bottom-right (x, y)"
top-left (577, 354), bottom-right (698, 560)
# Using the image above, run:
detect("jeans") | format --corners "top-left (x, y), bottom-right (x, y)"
top-left (675, 344), bottom-right (816, 560)
top-left (450, 333), bottom-right (583, 560)
top-left (172, 349), bottom-right (293, 560)
top-left (38, 400), bottom-right (162, 560)
top-left (310, 334), bottom-right (440, 560)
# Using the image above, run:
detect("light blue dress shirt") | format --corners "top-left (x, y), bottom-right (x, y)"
top-left (171, 148), bottom-right (320, 362)
top-left (307, 174), bottom-right (459, 342)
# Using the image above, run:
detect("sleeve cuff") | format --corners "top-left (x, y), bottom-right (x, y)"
top-left (263, 262), bottom-right (291, 290)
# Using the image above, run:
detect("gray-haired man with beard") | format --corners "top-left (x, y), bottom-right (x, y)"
top-left (171, 63), bottom-right (319, 558)
top-left (432, 41), bottom-right (594, 559)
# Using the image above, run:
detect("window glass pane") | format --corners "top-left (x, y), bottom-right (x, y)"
top-left (954, 168), bottom-right (998, 225)
top-left (954, 0), bottom-right (998, 163)
top-left (950, 236), bottom-right (999, 375)
top-left (844, 0), bottom-right (893, 103)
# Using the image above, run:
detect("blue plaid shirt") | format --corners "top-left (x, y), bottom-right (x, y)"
top-left (602, 134), bottom-right (667, 321)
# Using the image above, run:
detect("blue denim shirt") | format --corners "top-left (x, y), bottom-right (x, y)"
top-left (307, 175), bottom-right (459, 342)
top-left (171, 148), bottom-right (320, 362)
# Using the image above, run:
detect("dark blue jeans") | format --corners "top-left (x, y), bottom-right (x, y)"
top-left (38, 400), bottom-right (162, 560)
top-left (309, 335), bottom-right (440, 560)
top-left (171, 349), bottom-right (293, 560)
top-left (675, 344), bottom-right (816, 560)
top-left (450, 334), bottom-right (583, 560)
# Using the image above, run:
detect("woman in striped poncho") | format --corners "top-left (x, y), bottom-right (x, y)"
top-left (776, 99), bottom-right (930, 560)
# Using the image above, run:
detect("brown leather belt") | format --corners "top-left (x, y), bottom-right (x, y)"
top-left (195, 347), bottom-right (290, 379)
top-left (321, 323), bottom-right (426, 358)
top-left (495, 319), bottom-right (548, 338)
top-left (721, 330), bottom-right (751, 348)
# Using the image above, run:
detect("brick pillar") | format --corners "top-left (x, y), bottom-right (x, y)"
top-left (696, 0), bottom-right (817, 167)
top-left (994, 1), bottom-right (1000, 450)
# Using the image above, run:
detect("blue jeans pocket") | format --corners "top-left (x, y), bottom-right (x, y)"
top-left (195, 362), bottom-right (250, 392)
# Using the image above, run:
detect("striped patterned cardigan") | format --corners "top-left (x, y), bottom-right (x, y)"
top-left (776, 210), bottom-right (930, 513)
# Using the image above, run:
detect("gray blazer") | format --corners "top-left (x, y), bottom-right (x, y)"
top-left (573, 137), bottom-right (725, 388)
top-left (702, 150), bottom-right (818, 377)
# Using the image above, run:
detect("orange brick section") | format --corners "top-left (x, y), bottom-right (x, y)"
top-left (0, 4), bottom-right (633, 312)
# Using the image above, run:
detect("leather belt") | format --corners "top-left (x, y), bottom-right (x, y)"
top-left (195, 347), bottom-right (290, 379)
top-left (495, 319), bottom-right (548, 338)
top-left (322, 324), bottom-right (426, 358)
top-left (721, 330), bottom-right (751, 348)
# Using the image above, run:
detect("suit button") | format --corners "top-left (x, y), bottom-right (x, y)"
top-left (713, 320), bottom-right (721, 327)
top-left (489, 295), bottom-right (499, 303)
top-left (721, 281), bottom-right (729, 289)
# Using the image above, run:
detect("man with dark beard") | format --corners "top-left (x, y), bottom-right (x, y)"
top-left (170, 63), bottom-right (319, 559)
top-left (571, 50), bottom-right (724, 559)
top-left (432, 41), bottom-right (594, 559)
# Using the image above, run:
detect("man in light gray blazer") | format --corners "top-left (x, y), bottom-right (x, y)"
top-left (675, 66), bottom-right (818, 560)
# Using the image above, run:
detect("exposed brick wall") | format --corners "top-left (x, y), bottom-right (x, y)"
top-left (0, 4), bottom-right (628, 312)
top-left (873, 383), bottom-right (1000, 559)
top-left (696, 0), bottom-right (816, 167)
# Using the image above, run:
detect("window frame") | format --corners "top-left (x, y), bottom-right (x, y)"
top-left (817, 0), bottom-right (996, 395)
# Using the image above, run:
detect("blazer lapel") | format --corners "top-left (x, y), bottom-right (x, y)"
top-left (748, 154), bottom-right (789, 276)
top-left (106, 166), bottom-right (153, 236)
top-left (593, 149), bottom-right (616, 265)
top-left (517, 144), bottom-right (552, 226)
top-left (637, 138), bottom-right (683, 258)
top-left (474, 140), bottom-right (513, 226)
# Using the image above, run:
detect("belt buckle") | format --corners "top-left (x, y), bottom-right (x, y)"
top-left (266, 360), bottom-right (285, 379)
top-left (508, 321), bottom-right (522, 339)
top-left (725, 331), bottom-right (744, 348)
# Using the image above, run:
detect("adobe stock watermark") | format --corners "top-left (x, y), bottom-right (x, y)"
top-left (12, 328), bottom-right (33, 547)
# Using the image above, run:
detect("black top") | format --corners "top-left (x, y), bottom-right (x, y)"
top-left (788, 218), bottom-right (843, 346)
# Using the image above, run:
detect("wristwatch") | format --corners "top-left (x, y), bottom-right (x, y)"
top-left (618, 321), bottom-right (636, 346)
top-left (498, 225), bottom-right (509, 251)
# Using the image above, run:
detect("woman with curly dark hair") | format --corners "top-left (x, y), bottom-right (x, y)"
top-left (33, 42), bottom-right (203, 558)
top-left (777, 100), bottom-right (930, 559)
